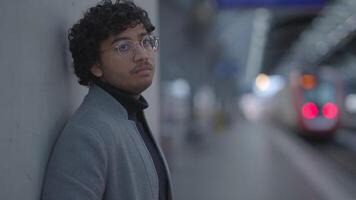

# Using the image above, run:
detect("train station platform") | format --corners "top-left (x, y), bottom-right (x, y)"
top-left (166, 119), bottom-right (356, 200)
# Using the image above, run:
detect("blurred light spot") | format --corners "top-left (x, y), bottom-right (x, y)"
top-left (345, 94), bottom-right (356, 113)
top-left (300, 74), bottom-right (316, 90)
top-left (302, 102), bottom-right (318, 119)
top-left (253, 74), bottom-right (285, 97)
top-left (171, 79), bottom-right (190, 99)
top-left (239, 94), bottom-right (260, 121)
top-left (255, 73), bottom-right (270, 91)
top-left (322, 102), bottom-right (338, 119)
top-left (194, 86), bottom-right (215, 109)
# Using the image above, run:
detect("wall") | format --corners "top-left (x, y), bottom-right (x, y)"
top-left (138, 0), bottom-right (160, 140)
top-left (0, 0), bottom-right (158, 199)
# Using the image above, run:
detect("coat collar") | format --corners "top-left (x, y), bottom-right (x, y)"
top-left (83, 83), bottom-right (129, 119)
top-left (94, 80), bottom-right (149, 115)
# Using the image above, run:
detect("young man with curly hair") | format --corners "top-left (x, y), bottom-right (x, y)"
top-left (42, 1), bottom-right (172, 200)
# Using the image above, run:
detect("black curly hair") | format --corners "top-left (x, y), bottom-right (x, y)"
top-left (68, 0), bottom-right (155, 86)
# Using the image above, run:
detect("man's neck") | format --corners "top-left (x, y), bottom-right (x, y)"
top-left (97, 79), bottom-right (141, 100)
top-left (132, 94), bottom-right (140, 100)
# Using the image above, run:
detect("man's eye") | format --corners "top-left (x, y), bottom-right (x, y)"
top-left (116, 43), bottom-right (131, 52)
top-left (142, 37), bottom-right (152, 47)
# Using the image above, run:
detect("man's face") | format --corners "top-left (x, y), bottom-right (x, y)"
top-left (91, 23), bottom-right (155, 95)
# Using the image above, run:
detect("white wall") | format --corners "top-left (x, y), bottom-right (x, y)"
top-left (0, 0), bottom-right (158, 199)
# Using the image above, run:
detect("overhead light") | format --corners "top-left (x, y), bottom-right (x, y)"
top-left (255, 73), bottom-right (270, 91)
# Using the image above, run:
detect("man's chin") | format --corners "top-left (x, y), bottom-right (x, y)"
top-left (133, 80), bottom-right (153, 94)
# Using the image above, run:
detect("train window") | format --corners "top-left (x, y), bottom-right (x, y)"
top-left (303, 81), bottom-right (335, 104)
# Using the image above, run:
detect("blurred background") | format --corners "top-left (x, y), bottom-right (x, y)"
top-left (1, 0), bottom-right (356, 199)
top-left (158, 0), bottom-right (356, 199)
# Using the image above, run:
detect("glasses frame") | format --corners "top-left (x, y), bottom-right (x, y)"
top-left (101, 34), bottom-right (159, 58)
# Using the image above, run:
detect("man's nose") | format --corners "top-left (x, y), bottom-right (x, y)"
top-left (133, 45), bottom-right (149, 61)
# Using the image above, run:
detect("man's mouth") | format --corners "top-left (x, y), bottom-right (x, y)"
top-left (131, 64), bottom-right (153, 74)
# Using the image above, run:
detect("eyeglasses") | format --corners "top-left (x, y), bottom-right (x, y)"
top-left (106, 34), bottom-right (159, 58)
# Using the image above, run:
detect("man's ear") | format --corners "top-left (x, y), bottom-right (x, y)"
top-left (90, 63), bottom-right (103, 77)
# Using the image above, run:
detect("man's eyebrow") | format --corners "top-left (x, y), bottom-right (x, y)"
top-left (138, 32), bottom-right (149, 37)
top-left (111, 36), bottom-right (130, 45)
top-left (110, 32), bottom-right (149, 45)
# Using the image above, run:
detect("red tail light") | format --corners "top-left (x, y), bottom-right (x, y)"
top-left (301, 102), bottom-right (318, 119)
top-left (322, 102), bottom-right (338, 119)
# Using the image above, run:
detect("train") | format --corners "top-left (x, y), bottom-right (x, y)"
top-left (267, 67), bottom-right (342, 137)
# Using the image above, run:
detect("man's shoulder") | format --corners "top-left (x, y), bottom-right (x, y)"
top-left (66, 103), bottom-right (121, 132)
top-left (58, 85), bottom-right (133, 141)
top-left (70, 86), bottom-right (125, 123)
top-left (62, 98), bottom-right (132, 138)
top-left (57, 109), bottom-right (118, 149)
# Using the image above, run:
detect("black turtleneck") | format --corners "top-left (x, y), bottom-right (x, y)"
top-left (95, 80), bottom-right (168, 200)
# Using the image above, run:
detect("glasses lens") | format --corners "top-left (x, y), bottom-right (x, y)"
top-left (151, 36), bottom-right (159, 51)
top-left (142, 35), bottom-right (153, 49)
top-left (113, 36), bottom-right (159, 57)
top-left (114, 40), bottom-right (132, 55)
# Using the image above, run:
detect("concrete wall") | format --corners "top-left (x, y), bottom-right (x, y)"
top-left (138, 0), bottom-right (160, 141)
top-left (0, 0), bottom-right (158, 199)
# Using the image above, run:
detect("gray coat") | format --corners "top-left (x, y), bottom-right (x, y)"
top-left (42, 84), bottom-right (173, 200)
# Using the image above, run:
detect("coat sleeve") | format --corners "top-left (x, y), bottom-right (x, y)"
top-left (41, 125), bottom-right (108, 200)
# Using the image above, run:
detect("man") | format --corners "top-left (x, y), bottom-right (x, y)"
top-left (42, 1), bottom-right (172, 200)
